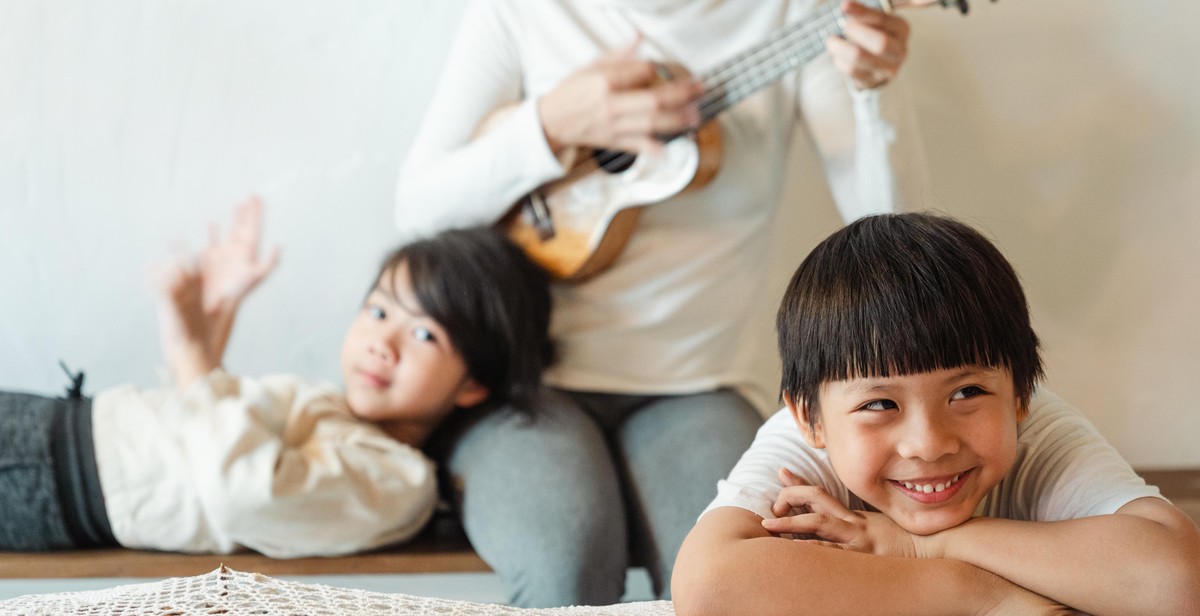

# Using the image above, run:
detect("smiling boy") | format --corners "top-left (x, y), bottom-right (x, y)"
top-left (672, 212), bottom-right (1200, 615)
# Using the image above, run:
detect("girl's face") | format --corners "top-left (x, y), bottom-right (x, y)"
top-left (340, 263), bottom-right (487, 434)
top-left (788, 365), bottom-right (1025, 536)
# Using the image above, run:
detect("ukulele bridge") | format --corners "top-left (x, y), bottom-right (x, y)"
top-left (523, 191), bottom-right (556, 240)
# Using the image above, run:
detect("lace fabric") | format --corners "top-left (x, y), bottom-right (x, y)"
top-left (0, 566), bottom-right (677, 615)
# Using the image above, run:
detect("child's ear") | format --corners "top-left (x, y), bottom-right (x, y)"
top-left (1016, 402), bottom-right (1030, 424)
top-left (454, 379), bottom-right (489, 409)
top-left (783, 392), bottom-right (826, 449)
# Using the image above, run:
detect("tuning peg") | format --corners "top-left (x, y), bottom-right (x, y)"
top-left (939, 0), bottom-right (998, 15)
top-left (938, 0), bottom-right (969, 14)
top-left (935, 0), bottom-right (968, 14)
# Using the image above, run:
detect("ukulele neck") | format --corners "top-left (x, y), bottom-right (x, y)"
top-left (696, 0), bottom-right (886, 123)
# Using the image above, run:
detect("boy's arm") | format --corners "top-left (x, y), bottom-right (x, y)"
top-left (765, 483), bottom-right (1200, 616)
top-left (672, 506), bottom-right (1071, 616)
top-left (923, 497), bottom-right (1200, 616)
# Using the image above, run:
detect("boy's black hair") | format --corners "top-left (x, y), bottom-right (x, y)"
top-left (777, 212), bottom-right (1043, 425)
top-left (374, 227), bottom-right (555, 409)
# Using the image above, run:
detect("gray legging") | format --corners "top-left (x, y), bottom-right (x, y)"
top-left (437, 387), bottom-right (763, 607)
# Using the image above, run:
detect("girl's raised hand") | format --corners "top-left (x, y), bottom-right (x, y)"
top-left (200, 196), bottom-right (281, 314)
top-left (150, 256), bottom-right (219, 389)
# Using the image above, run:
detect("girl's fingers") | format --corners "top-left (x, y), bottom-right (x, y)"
top-left (253, 246), bottom-right (283, 281)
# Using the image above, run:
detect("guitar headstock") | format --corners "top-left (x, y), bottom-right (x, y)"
top-left (888, 0), bottom-right (996, 14)
top-left (938, 0), bottom-right (997, 15)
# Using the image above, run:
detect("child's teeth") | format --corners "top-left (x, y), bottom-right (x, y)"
top-left (904, 473), bottom-right (962, 493)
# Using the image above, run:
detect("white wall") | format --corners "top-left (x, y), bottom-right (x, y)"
top-left (2, 1), bottom-right (1197, 467)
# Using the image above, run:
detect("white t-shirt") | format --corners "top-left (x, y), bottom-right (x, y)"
top-left (395, 0), bottom-right (926, 406)
top-left (705, 389), bottom-right (1163, 522)
top-left (93, 370), bottom-right (437, 558)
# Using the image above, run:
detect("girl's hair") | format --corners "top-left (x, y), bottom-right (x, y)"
top-left (373, 227), bottom-right (555, 409)
top-left (777, 212), bottom-right (1043, 425)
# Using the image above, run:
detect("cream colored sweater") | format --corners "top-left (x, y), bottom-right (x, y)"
top-left (92, 370), bottom-right (437, 558)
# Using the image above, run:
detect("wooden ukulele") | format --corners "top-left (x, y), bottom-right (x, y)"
top-left (499, 0), bottom-right (984, 281)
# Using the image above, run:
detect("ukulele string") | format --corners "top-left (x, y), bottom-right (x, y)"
top-left (697, 1), bottom-right (843, 119)
top-left (587, 1), bottom-right (846, 174)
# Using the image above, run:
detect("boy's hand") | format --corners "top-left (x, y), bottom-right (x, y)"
top-left (200, 196), bottom-right (280, 314)
top-left (761, 467), bottom-right (922, 558)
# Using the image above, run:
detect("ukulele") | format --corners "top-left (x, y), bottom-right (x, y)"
top-left (498, 0), bottom-right (985, 281)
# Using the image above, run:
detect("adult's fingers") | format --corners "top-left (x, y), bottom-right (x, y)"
top-left (600, 59), bottom-right (660, 92)
top-left (610, 80), bottom-right (703, 136)
top-left (827, 35), bottom-right (898, 89)
top-left (843, 1), bottom-right (911, 38)
top-left (595, 32), bottom-right (644, 66)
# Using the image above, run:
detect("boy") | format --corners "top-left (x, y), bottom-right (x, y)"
top-left (673, 212), bottom-right (1200, 615)
top-left (0, 198), bottom-right (553, 558)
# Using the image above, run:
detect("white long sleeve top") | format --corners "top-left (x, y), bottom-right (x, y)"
top-left (396, 0), bottom-right (923, 403)
top-left (92, 370), bottom-right (437, 558)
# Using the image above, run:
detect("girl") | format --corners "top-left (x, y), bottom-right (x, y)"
top-left (0, 198), bottom-right (553, 558)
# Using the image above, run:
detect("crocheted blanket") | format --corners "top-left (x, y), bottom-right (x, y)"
top-left (0, 566), bottom-right (676, 615)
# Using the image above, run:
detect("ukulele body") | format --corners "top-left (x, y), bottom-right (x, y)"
top-left (499, 62), bottom-right (723, 281)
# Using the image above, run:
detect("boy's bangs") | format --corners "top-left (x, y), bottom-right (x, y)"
top-left (779, 213), bottom-right (1043, 410)
top-left (809, 285), bottom-right (1018, 384)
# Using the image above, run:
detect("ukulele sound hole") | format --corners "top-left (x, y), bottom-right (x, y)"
top-left (592, 148), bottom-right (637, 174)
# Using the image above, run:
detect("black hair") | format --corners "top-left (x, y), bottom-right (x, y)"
top-left (373, 227), bottom-right (555, 409)
top-left (777, 212), bottom-right (1043, 425)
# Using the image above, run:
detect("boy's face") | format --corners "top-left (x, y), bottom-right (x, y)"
top-left (788, 365), bottom-right (1026, 536)
top-left (340, 263), bottom-right (487, 431)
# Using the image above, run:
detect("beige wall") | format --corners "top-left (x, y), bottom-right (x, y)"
top-left (907, 2), bottom-right (1200, 467)
top-left (2, 1), bottom-right (1195, 467)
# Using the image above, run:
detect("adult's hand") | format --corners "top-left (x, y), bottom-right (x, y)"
top-left (827, 1), bottom-right (912, 90)
top-left (538, 36), bottom-right (704, 155)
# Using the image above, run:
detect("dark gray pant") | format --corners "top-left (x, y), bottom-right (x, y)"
top-left (436, 387), bottom-right (763, 607)
top-left (0, 392), bottom-right (78, 550)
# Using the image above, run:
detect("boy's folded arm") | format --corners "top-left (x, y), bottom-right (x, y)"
top-left (925, 497), bottom-right (1200, 616)
top-left (672, 507), bottom-right (1042, 616)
